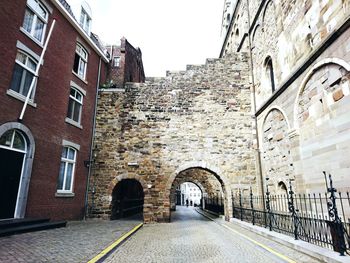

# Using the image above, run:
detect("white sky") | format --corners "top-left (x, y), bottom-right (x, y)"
top-left (89, 0), bottom-right (225, 77)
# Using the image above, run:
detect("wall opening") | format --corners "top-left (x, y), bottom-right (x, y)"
top-left (169, 167), bottom-right (226, 221)
top-left (111, 179), bottom-right (144, 220)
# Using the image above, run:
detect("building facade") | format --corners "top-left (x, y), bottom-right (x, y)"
top-left (221, 0), bottom-right (350, 194)
top-left (105, 38), bottom-right (145, 88)
top-left (0, 0), bottom-right (147, 221)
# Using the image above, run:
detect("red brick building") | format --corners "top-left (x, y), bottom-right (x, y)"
top-left (0, 0), bottom-right (111, 221)
top-left (105, 37), bottom-right (145, 88)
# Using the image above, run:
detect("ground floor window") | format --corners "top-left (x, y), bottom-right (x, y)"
top-left (57, 146), bottom-right (76, 193)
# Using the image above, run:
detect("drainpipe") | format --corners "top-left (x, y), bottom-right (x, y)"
top-left (245, 0), bottom-right (265, 198)
top-left (84, 57), bottom-right (102, 219)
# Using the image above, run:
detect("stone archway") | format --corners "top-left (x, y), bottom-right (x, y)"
top-left (168, 167), bottom-right (231, 220)
top-left (110, 179), bottom-right (144, 220)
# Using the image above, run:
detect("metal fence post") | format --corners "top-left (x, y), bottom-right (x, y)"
top-left (232, 192), bottom-right (235, 218)
top-left (324, 171), bottom-right (346, 256)
top-left (239, 189), bottom-right (243, 221)
top-left (250, 187), bottom-right (255, 225)
top-left (288, 180), bottom-right (298, 240)
top-left (265, 184), bottom-right (272, 231)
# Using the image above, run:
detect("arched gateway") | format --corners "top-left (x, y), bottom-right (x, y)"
top-left (89, 53), bottom-right (257, 223)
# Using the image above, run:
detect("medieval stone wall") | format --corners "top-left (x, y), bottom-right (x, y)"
top-left (90, 53), bottom-right (256, 222)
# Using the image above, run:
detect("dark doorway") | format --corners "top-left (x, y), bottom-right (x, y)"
top-left (0, 148), bottom-right (25, 219)
top-left (111, 179), bottom-right (144, 220)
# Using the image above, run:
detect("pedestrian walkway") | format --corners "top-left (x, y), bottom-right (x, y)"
top-left (0, 216), bottom-right (142, 263)
top-left (105, 206), bottom-right (321, 263)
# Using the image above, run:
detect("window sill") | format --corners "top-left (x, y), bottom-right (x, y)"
top-left (72, 71), bottom-right (88, 85)
top-left (7, 90), bottom-right (37, 107)
top-left (20, 27), bottom-right (44, 48)
top-left (55, 192), bottom-right (75, 198)
top-left (65, 117), bottom-right (83, 129)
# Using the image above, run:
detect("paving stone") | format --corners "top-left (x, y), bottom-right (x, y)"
top-left (0, 217), bottom-right (142, 263)
top-left (105, 207), bottom-right (321, 263)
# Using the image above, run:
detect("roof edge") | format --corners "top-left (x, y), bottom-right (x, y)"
top-left (51, 0), bottom-right (109, 62)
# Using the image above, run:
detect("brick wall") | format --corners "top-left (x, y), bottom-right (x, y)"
top-left (0, 0), bottom-right (107, 220)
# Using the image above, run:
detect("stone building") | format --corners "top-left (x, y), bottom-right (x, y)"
top-left (89, 0), bottom-right (350, 223)
top-left (221, 0), bottom-right (350, 194)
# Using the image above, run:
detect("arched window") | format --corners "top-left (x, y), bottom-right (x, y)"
top-left (0, 129), bottom-right (27, 153)
top-left (22, 0), bottom-right (49, 43)
top-left (73, 43), bottom-right (88, 80)
top-left (10, 50), bottom-right (38, 99)
top-left (265, 57), bottom-right (275, 93)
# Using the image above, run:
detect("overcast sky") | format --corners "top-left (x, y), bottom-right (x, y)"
top-left (89, 0), bottom-right (224, 77)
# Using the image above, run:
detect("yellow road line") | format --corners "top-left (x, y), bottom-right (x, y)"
top-left (87, 223), bottom-right (143, 263)
top-left (197, 210), bottom-right (296, 263)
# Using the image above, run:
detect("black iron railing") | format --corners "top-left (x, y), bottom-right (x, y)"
top-left (112, 198), bottom-right (143, 219)
top-left (232, 173), bottom-right (350, 255)
top-left (204, 196), bottom-right (224, 214)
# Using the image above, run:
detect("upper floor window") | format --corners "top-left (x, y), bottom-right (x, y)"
top-left (67, 88), bottom-right (83, 124)
top-left (10, 51), bottom-right (38, 99)
top-left (73, 43), bottom-right (88, 80)
top-left (265, 57), bottom-right (275, 93)
top-left (80, 8), bottom-right (91, 34)
top-left (113, 56), bottom-right (121, 67)
top-left (57, 146), bottom-right (77, 193)
top-left (22, 0), bottom-right (48, 43)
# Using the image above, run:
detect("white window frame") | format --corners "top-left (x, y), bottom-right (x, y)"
top-left (113, 56), bottom-right (121, 67)
top-left (22, 0), bottom-right (49, 44)
top-left (73, 43), bottom-right (88, 80)
top-left (57, 146), bottom-right (77, 194)
top-left (67, 87), bottom-right (84, 124)
top-left (80, 8), bottom-right (91, 34)
top-left (9, 50), bottom-right (38, 100)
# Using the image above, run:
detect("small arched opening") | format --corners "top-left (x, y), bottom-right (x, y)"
top-left (264, 56), bottom-right (275, 93)
top-left (111, 179), bottom-right (144, 220)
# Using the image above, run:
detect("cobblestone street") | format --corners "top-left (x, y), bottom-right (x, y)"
top-left (0, 217), bottom-right (142, 263)
top-left (105, 207), bottom-right (321, 263)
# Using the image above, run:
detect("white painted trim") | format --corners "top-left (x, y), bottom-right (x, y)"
top-left (16, 40), bottom-right (43, 64)
top-left (70, 80), bottom-right (87, 96)
top-left (62, 139), bottom-right (81, 151)
top-left (55, 192), bottom-right (75, 197)
top-left (19, 28), bottom-right (45, 49)
top-left (72, 71), bottom-right (88, 84)
top-left (51, 0), bottom-right (109, 62)
top-left (39, 0), bottom-right (53, 13)
top-left (293, 57), bottom-right (350, 131)
top-left (0, 122), bottom-right (35, 219)
top-left (65, 117), bottom-right (83, 129)
top-left (6, 90), bottom-right (37, 107)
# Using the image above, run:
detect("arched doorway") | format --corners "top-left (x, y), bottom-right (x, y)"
top-left (169, 167), bottom-right (227, 220)
top-left (111, 179), bottom-right (144, 220)
top-left (0, 129), bottom-right (27, 219)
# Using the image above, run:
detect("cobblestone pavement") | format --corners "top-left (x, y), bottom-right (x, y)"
top-left (105, 206), bottom-right (321, 263)
top-left (0, 216), bottom-right (142, 263)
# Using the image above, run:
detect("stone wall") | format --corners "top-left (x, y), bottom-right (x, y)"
top-left (222, 0), bottom-right (350, 193)
top-left (89, 53), bottom-right (256, 222)
top-left (169, 168), bottom-right (224, 210)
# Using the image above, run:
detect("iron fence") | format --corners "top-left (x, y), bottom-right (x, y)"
top-left (232, 172), bottom-right (350, 255)
top-left (204, 196), bottom-right (224, 214)
top-left (112, 198), bottom-right (143, 219)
